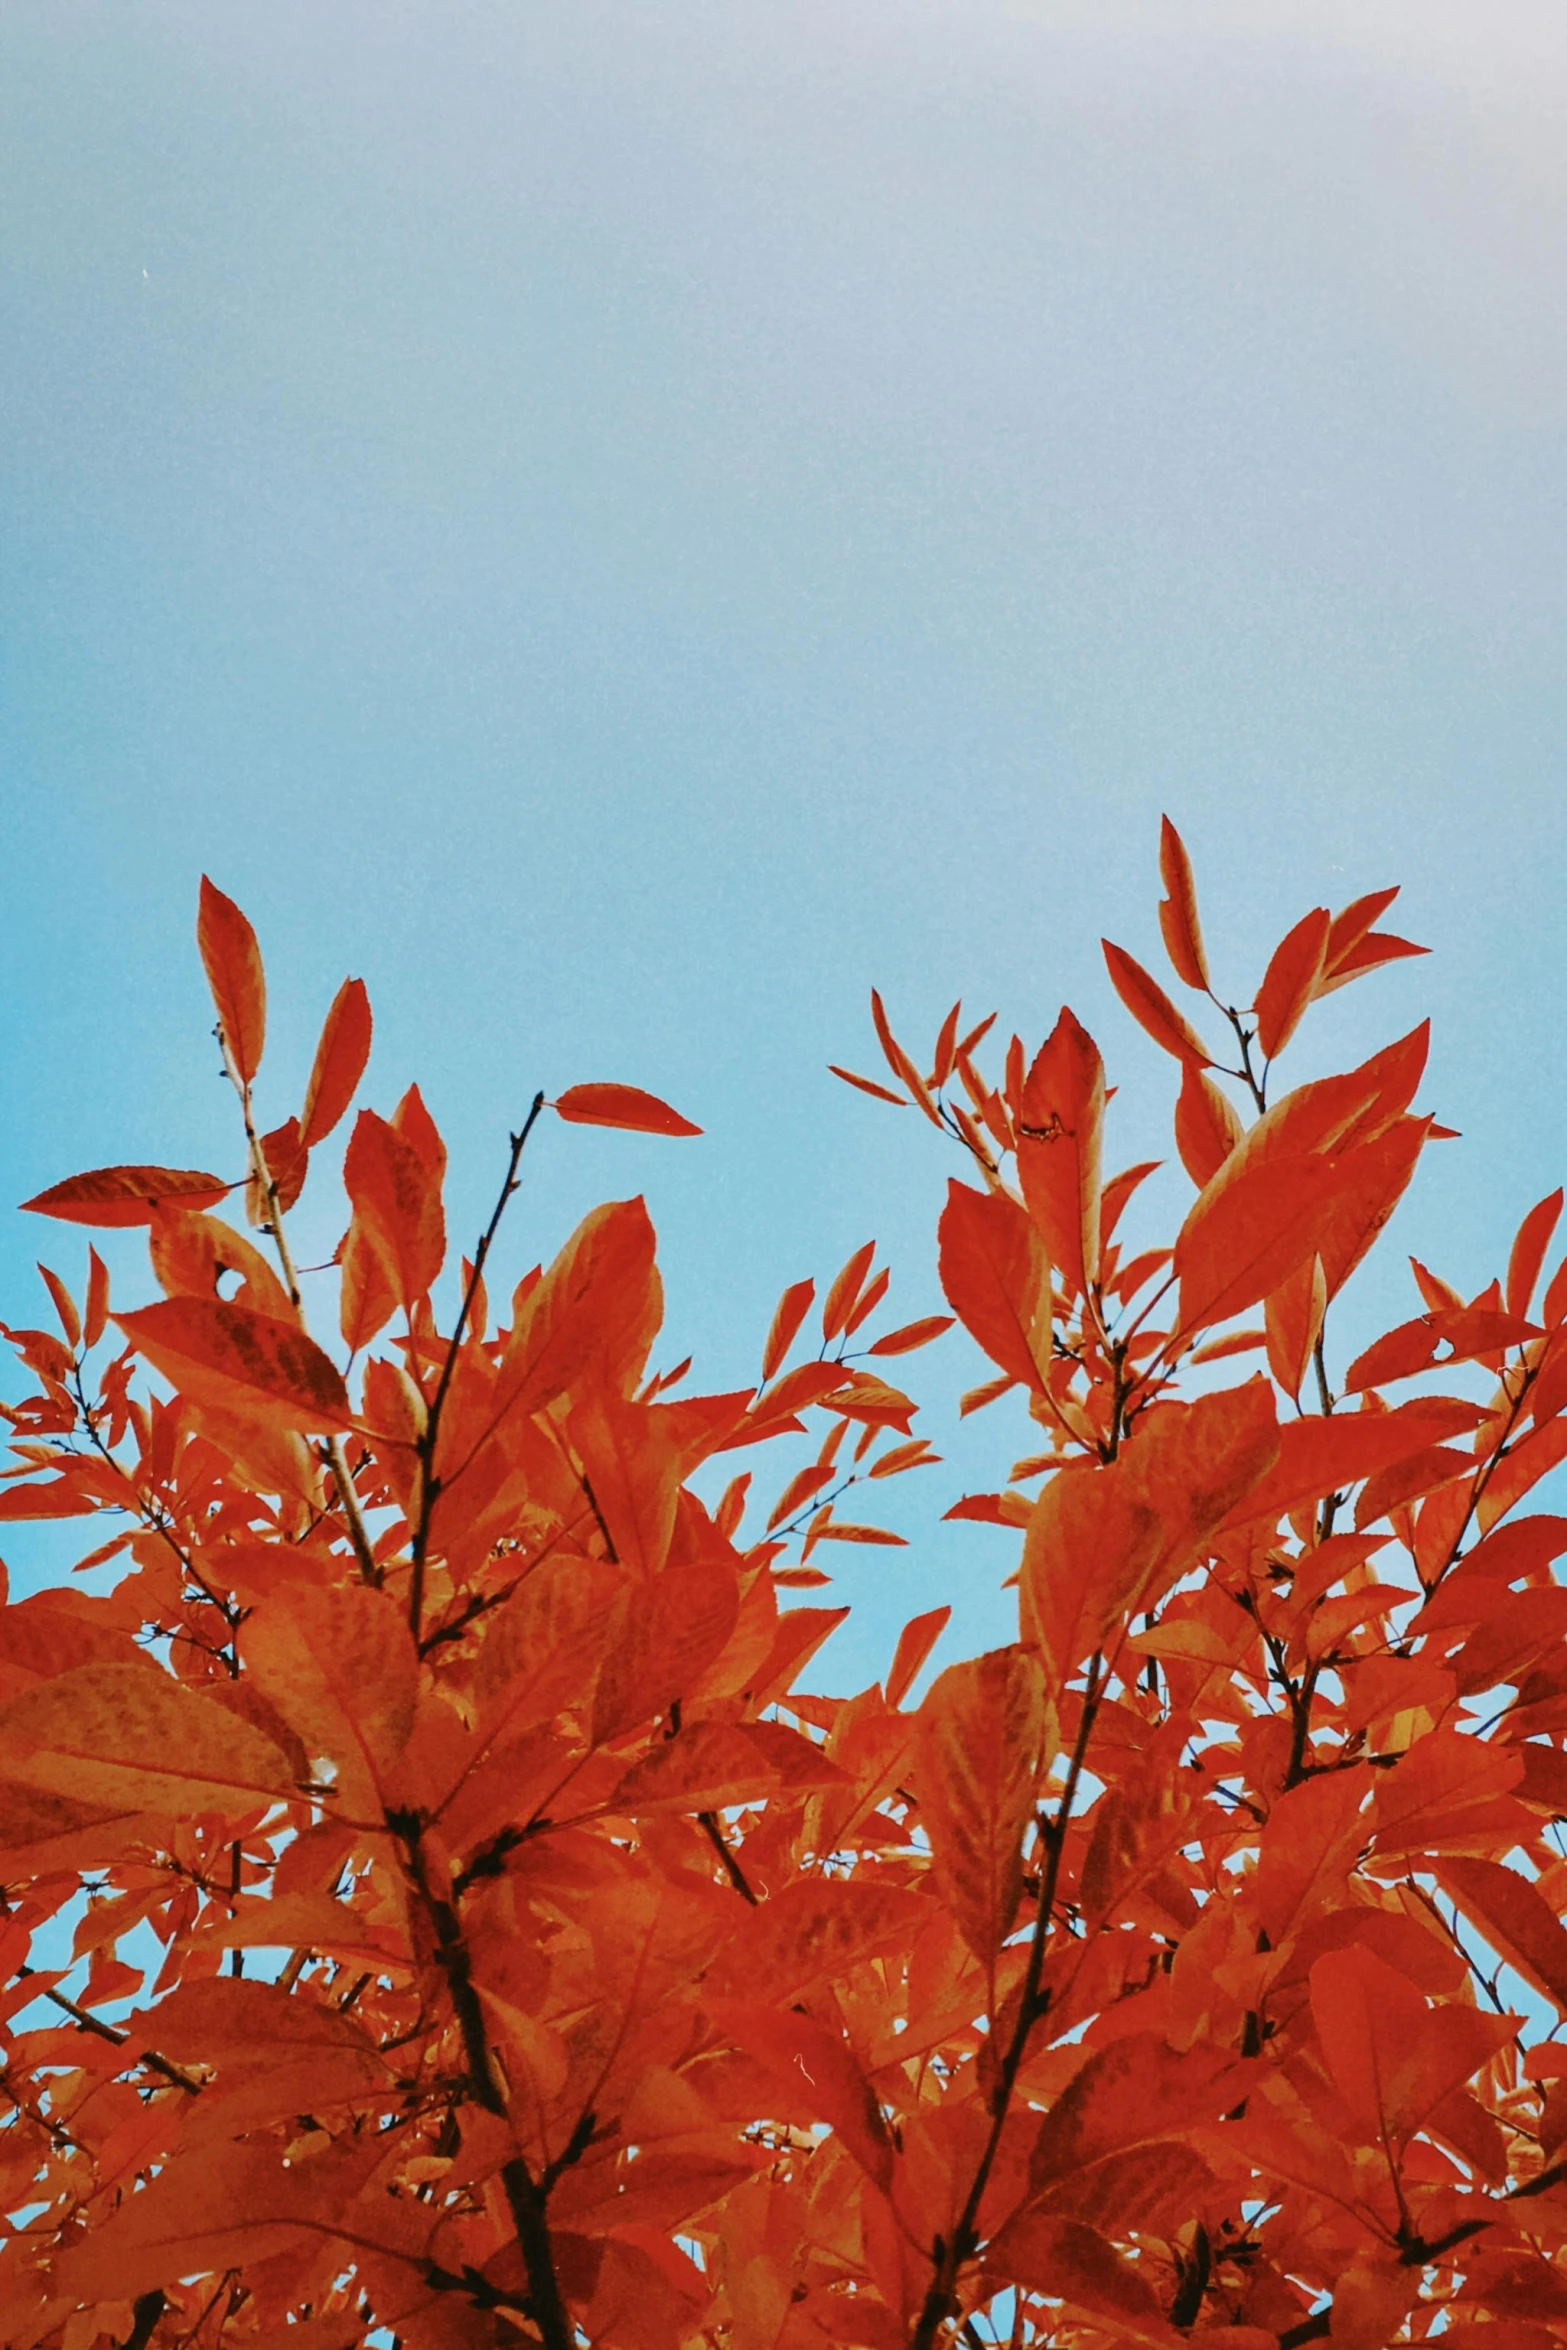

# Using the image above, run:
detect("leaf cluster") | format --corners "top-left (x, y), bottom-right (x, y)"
top-left (2, 848), bottom-right (1567, 2350)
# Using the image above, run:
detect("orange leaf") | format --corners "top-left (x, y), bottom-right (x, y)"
top-left (1323, 884), bottom-right (1400, 973)
top-left (84, 1245), bottom-right (110, 1347)
top-left (714, 2002), bottom-right (893, 2188)
top-left (21, 1163), bottom-right (230, 1227)
top-left (915, 1646), bottom-right (1052, 1975)
top-left (242, 1584), bottom-right (417, 1821)
top-left (1345, 1305), bottom-right (1537, 1392)
top-left (1439, 1855), bottom-right (1567, 2013)
top-left (36, 1264), bottom-right (80, 1351)
top-left (885, 1605), bottom-right (950, 1708)
top-left (1265, 1251), bottom-right (1326, 1400)
top-left (937, 1179), bottom-right (1052, 1391)
top-left (762, 1277), bottom-right (815, 1378)
top-left (1318, 928), bottom-right (1429, 994)
top-left (197, 875), bottom-right (267, 1085)
top-left (867, 1312), bottom-right (955, 1356)
top-left (987, 2212), bottom-right (1177, 2342)
top-left (1174, 1150), bottom-right (1341, 1337)
top-left (494, 1197), bottom-right (662, 1429)
top-left (1310, 1944), bottom-right (1515, 2140)
top-left (1253, 905), bottom-right (1330, 1061)
top-left (555, 1082), bottom-right (702, 1137)
top-left (829, 1063), bottom-right (908, 1107)
top-left (1023, 1385), bottom-right (1276, 1690)
top-left (1031, 2033), bottom-right (1251, 2188)
top-left (1157, 814), bottom-right (1210, 990)
top-left (300, 976), bottom-right (373, 1148)
top-left (343, 1106), bottom-right (445, 1310)
top-left (0, 1659), bottom-right (298, 1816)
top-left (1508, 1189), bottom-right (1565, 1320)
top-left (1225, 1399), bottom-right (1479, 1529)
top-left (822, 1241), bottom-right (876, 1342)
top-left (1102, 939), bottom-right (1211, 1066)
top-left (1017, 1007), bottom-right (1105, 1297)
top-left (114, 1296), bottom-right (355, 1432)
top-left (870, 988), bottom-right (942, 1123)
top-left (1174, 1064), bottom-right (1243, 1188)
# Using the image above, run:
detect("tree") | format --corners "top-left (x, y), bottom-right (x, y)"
top-left (2, 835), bottom-right (1567, 2350)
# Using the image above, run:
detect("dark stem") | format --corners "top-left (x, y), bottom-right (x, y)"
top-left (393, 1812), bottom-right (573, 2350)
top-left (409, 1094), bottom-right (545, 1640)
top-left (700, 1810), bottom-right (760, 1904)
top-left (18, 1965), bottom-right (201, 2094)
top-left (117, 2292), bottom-right (167, 2350)
top-left (909, 1661), bottom-right (1103, 2350)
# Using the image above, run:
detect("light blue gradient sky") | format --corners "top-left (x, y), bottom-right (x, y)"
top-left (3, 2), bottom-right (1565, 1681)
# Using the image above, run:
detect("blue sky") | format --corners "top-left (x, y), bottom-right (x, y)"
top-left (2, 1), bottom-right (1565, 1683)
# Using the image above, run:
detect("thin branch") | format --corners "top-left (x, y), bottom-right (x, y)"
top-left (18, 1966), bottom-right (201, 2094)
top-left (219, 1034), bottom-right (380, 1585)
top-left (700, 1810), bottom-right (760, 1904)
top-left (910, 1659), bottom-right (1104, 2350)
top-left (409, 1095), bottom-right (546, 1640)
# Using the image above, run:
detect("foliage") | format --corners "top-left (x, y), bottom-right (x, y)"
top-left (3, 837), bottom-right (1567, 2350)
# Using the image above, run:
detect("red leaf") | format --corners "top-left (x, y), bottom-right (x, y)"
top-left (937, 1180), bottom-right (1052, 1391)
top-left (197, 876), bottom-right (267, 1085)
top-left (1174, 1065), bottom-right (1243, 1188)
top-left (829, 1063), bottom-right (908, 1107)
top-left (1508, 1189), bottom-right (1565, 1321)
top-left (555, 1082), bottom-right (702, 1137)
top-left (1318, 928), bottom-right (1429, 993)
top-left (84, 1246), bottom-right (110, 1347)
top-left (114, 1298), bottom-right (355, 1433)
top-left (1157, 814), bottom-right (1210, 989)
top-left (822, 1241), bottom-right (876, 1342)
top-left (1102, 939), bottom-right (1211, 1066)
top-left (714, 2002), bottom-right (893, 2188)
top-left (21, 1164), bottom-right (231, 1228)
top-left (1253, 905), bottom-right (1331, 1061)
top-left (343, 1107), bottom-right (446, 1310)
top-left (885, 1604), bottom-right (950, 1708)
top-left (1264, 1251), bottom-right (1326, 1401)
top-left (300, 977), bottom-right (373, 1148)
top-left (1439, 1855), bottom-right (1567, 2011)
top-left (36, 1265), bottom-right (80, 1351)
top-left (1225, 1399), bottom-right (1482, 1528)
top-left (867, 1312), bottom-right (955, 1356)
top-left (916, 1646), bottom-right (1052, 1971)
top-left (762, 1277), bottom-right (815, 1379)
top-left (1016, 1007), bottom-right (1105, 1297)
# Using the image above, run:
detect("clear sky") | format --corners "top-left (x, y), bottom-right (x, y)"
top-left (2, 1), bottom-right (1565, 1684)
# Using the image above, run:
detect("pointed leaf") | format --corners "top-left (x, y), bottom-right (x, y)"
top-left (22, 1164), bottom-right (229, 1227)
top-left (1157, 814), bottom-right (1209, 989)
top-left (114, 1296), bottom-right (353, 1431)
top-left (915, 1646), bottom-right (1053, 1970)
top-left (1017, 1007), bottom-right (1105, 1296)
top-left (198, 876), bottom-right (267, 1084)
top-left (0, 1660), bottom-right (298, 1815)
top-left (885, 1605), bottom-right (950, 1709)
top-left (762, 1277), bottom-right (815, 1378)
top-left (1102, 940), bottom-right (1211, 1066)
top-left (300, 977), bottom-right (373, 1148)
top-left (555, 1082), bottom-right (702, 1137)
top-left (1253, 906), bottom-right (1330, 1061)
top-left (1174, 1065), bottom-right (1243, 1188)
top-left (1508, 1190), bottom-right (1565, 1321)
top-left (937, 1179), bottom-right (1052, 1390)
